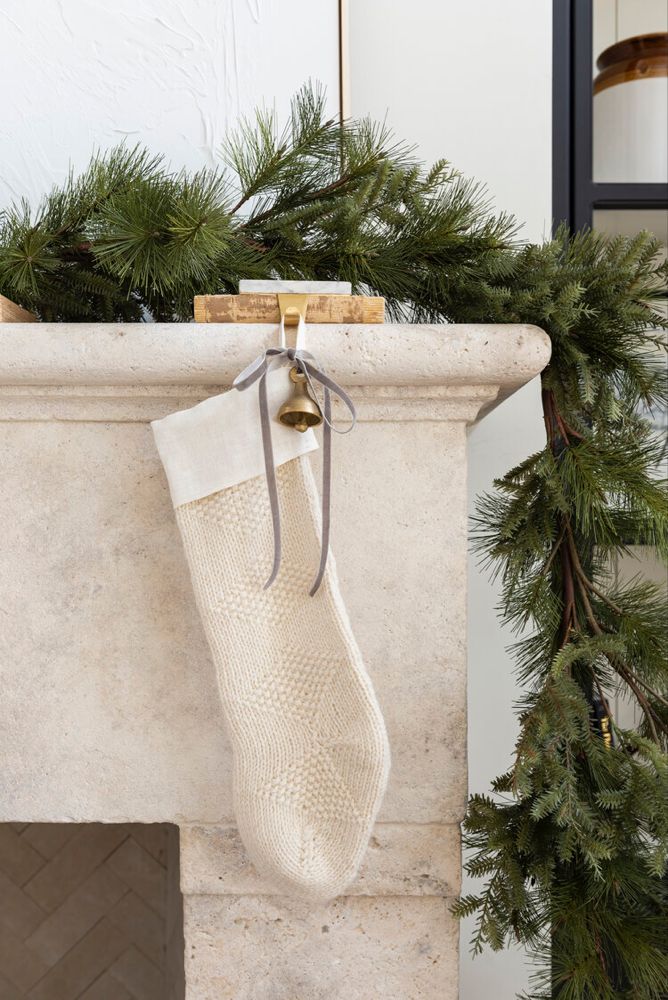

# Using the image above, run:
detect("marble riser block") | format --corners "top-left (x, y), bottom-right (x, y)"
top-left (0, 323), bottom-right (550, 999)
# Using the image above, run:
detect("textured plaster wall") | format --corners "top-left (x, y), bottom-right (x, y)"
top-left (0, 0), bottom-right (340, 207)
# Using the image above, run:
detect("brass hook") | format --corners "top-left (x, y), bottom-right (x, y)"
top-left (277, 293), bottom-right (308, 327)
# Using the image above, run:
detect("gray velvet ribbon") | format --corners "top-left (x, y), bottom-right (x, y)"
top-left (233, 347), bottom-right (356, 595)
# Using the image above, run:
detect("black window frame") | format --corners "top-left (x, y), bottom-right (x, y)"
top-left (552, 0), bottom-right (668, 235)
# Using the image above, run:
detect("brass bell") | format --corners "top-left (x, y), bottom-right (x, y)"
top-left (278, 366), bottom-right (323, 433)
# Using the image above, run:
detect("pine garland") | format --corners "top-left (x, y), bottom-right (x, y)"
top-left (1, 85), bottom-right (666, 998)
top-left (451, 232), bottom-right (668, 1000)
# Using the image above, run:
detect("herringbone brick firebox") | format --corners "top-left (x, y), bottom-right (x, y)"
top-left (0, 822), bottom-right (185, 999)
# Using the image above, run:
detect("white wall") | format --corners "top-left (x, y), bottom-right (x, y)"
top-left (0, 0), bottom-right (339, 208)
top-left (349, 3), bottom-right (552, 998)
top-left (349, 1), bottom-right (552, 246)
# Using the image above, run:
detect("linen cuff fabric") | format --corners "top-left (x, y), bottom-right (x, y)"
top-left (152, 369), bottom-right (318, 507)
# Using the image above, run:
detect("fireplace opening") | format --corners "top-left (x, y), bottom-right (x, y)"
top-left (0, 822), bottom-right (185, 999)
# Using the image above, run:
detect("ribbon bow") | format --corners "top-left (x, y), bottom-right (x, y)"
top-left (233, 319), bottom-right (355, 595)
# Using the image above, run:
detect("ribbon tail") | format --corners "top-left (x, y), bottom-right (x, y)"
top-left (234, 353), bottom-right (267, 390)
top-left (258, 371), bottom-right (281, 589)
top-left (310, 386), bottom-right (332, 596)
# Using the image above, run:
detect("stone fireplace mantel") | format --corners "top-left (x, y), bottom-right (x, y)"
top-left (0, 322), bottom-right (550, 999)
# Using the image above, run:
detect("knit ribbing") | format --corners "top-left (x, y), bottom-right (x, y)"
top-left (175, 455), bottom-right (390, 900)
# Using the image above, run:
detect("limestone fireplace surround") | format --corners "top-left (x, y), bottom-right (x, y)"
top-left (0, 321), bottom-right (550, 999)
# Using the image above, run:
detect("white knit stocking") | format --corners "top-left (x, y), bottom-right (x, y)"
top-left (171, 454), bottom-right (390, 899)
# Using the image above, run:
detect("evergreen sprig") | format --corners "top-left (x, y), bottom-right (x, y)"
top-left (1, 84), bottom-right (666, 998)
top-left (0, 84), bottom-right (514, 322)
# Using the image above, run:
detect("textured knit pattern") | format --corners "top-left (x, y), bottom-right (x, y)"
top-left (175, 456), bottom-right (390, 900)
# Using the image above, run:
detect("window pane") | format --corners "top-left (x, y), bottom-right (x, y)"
top-left (592, 208), bottom-right (668, 262)
top-left (593, 1), bottom-right (668, 183)
top-left (593, 208), bottom-right (667, 454)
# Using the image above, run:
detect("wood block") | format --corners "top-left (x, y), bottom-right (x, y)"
top-left (194, 292), bottom-right (385, 324)
top-left (0, 294), bottom-right (37, 323)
